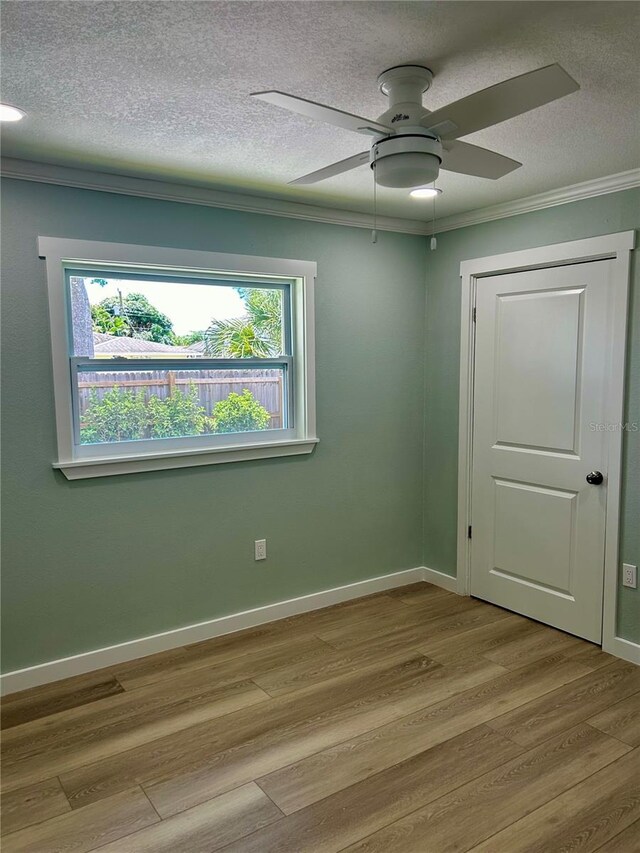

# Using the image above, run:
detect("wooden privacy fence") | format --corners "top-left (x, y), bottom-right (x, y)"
top-left (78, 369), bottom-right (284, 428)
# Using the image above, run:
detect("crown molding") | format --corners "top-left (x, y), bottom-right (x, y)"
top-left (434, 168), bottom-right (640, 233)
top-left (2, 157), bottom-right (638, 237)
top-left (0, 157), bottom-right (429, 235)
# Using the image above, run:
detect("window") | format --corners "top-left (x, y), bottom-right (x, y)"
top-left (40, 238), bottom-right (317, 478)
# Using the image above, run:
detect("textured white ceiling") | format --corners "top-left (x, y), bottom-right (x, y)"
top-left (2, 1), bottom-right (639, 221)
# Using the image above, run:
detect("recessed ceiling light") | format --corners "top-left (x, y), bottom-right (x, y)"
top-left (0, 104), bottom-right (26, 122)
top-left (410, 187), bottom-right (442, 199)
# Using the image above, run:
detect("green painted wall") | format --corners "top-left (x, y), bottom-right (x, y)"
top-left (422, 188), bottom-right (639, 642)
top-left (2, 178), bottom-right (637, 673)
top-left (0, 178), bottom-right (427, 673)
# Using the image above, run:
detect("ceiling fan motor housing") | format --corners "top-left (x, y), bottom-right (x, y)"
top-left (372, 133), bottom-right (442, 188)
top-left (373, 65), bottom-right (442, 187)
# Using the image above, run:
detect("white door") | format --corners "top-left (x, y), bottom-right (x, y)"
top-left (471, 260), bottom-right (616, 642)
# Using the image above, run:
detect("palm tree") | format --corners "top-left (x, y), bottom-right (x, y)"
top-left (204, 317), bottom-right (275, 358)
top-left (204, 289), bottom-right (283, 357)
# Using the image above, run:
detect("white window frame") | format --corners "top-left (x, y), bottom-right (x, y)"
top-left (39, 237), bottom-right (318, 479)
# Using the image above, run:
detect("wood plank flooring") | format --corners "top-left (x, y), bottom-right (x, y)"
top-left (1, 583), bottom-right (638, 852)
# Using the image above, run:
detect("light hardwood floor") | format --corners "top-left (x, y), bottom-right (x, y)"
top-left (1, 584), bottom-right (639, 852)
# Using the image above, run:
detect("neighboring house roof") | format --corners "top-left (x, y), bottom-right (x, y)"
top-left (92, 332), bottom-right (115, 345)
top-left (188, 340), bottom-right (207, 353)
top-left (92, 333), bottom-right (195, 357)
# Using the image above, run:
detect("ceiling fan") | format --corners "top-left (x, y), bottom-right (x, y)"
top-left (251, 63), bottom-right (579, 189)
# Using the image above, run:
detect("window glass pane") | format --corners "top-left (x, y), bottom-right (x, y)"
top-left (67, 274), bottom-right (287, 359)
top-left (76, 365), bottom-right (286, 445)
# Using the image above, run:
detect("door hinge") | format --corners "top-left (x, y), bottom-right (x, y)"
top-left (468, 525), bottom-right (472, 539)
top-left (472, 307), bottom-right (477, 323)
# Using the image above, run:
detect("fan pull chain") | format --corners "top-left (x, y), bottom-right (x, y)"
top-left (372, 161), bottom-right (378, 244)
top-left (430, 184), bottom-right (437, 251)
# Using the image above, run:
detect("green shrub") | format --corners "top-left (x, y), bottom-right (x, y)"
top-left (147, 385), bottom-right (208, 438)
top-left (80, 388), bottom-right (148, 443)
top-left (211, 389), bottom-right (270, 433)
top-left (172, 330), bottom-right (205, 347)
top-left (80, 385), bottom-right (270, 444)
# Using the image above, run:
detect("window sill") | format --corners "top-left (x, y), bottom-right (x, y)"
top-left (53, 437), bottom-right (319, 480)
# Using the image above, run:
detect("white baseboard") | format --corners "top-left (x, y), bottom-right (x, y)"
top-left (1, 566), bottom-right (433, 695)
top-left (603, 635), bottom-right (640, 666)
top-left (4, 566), bottom-right (634, 695)
top-left (422, 566), bottom-right (458, 593)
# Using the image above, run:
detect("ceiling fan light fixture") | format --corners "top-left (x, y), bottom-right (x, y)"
top-left (410, 186), bottom-right (443, 199)
top-left (0, 103), bottom-right (25, 122)
top-left (375, 152), bottom-right (440, 188)
top-left (372, 135), bottom-right (442, 188)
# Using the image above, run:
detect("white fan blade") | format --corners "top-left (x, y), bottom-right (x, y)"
top-left (422, 64), bottom-right (579, 139)
top-left (251, 91), bottom-right (392, 136)
top-left (441, 140), bottom-right (521, 179)
top-left (289, 151), bottom-right (370, 185)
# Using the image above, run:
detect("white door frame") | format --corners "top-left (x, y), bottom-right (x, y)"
top-left (456, 230), bottom-right (637, 663)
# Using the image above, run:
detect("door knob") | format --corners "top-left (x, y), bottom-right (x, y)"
top-left (586, 471), bottom-right (604, 485)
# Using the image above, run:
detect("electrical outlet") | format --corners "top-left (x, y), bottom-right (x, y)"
top-left (254, 539), bottom-right (267, 561)
top-left (622, 563), bottom-right (637, 589)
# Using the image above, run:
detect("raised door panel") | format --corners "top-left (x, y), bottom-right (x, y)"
top-left (494, 289), bottom-right (583, 454)
top-left (493, 479), bottom-right (577, 597)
